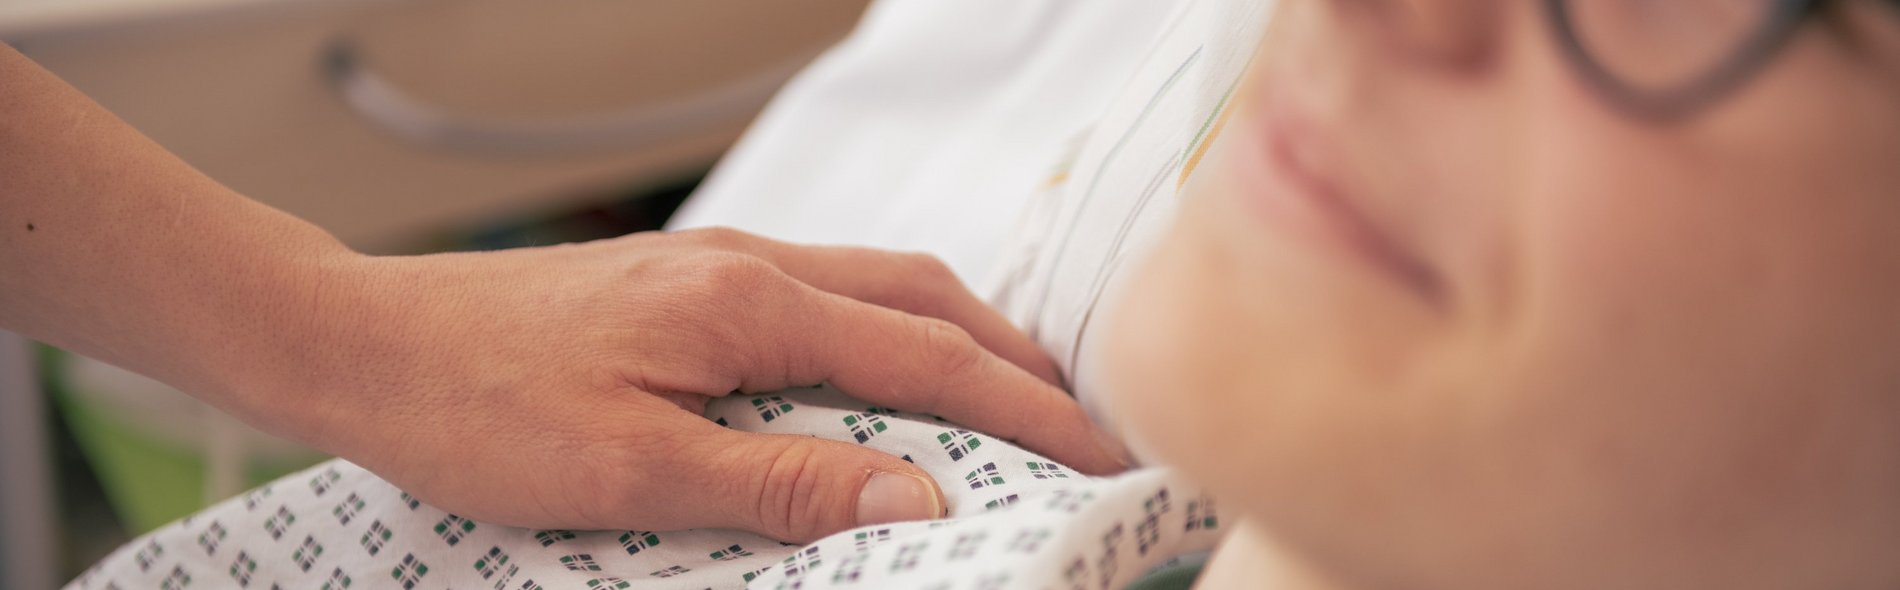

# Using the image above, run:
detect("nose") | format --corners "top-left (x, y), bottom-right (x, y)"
top-left (1384, 0), bottom-right (1500, 67)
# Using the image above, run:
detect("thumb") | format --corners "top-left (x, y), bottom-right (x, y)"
top-left (683, 427), bottom-right (946, 543)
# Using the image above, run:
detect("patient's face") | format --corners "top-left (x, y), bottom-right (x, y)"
top-left (1108, 0), bottom-right (1900, 587)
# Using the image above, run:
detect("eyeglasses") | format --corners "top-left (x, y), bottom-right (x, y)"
top-left (1544, 0), bottom-right (1857, 120)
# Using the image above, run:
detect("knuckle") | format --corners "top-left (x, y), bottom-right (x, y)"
top-left (541, 428), bottom-right (654, 529)
top-left (754, 440), bottom-right (832, 541)
top-left (662, 253), bottom-right (804, 380)
top-left (917, 317), bottom-right (985, 381)
top-left (873, 252), bottom-right (960, 315)
top-left (588, 421), bottom-right (709, 530)
top-left (572, 464), bottom-right (637, 527)
top-left (677, 252), bottom-right (786, 301)
top-left (673, 226), bottom-right (752, 250)
top-left (900, 252), bottom-right (958, 284)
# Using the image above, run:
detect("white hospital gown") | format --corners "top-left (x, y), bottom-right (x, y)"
top-left (68, 0), bottom-right (1270, 587)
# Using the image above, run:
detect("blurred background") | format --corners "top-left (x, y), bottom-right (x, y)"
top-left (0, 0), bottom-right (869, 585)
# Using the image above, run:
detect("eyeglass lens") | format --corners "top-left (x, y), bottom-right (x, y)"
top-left (1562, 0), bottom-right (1779, 93)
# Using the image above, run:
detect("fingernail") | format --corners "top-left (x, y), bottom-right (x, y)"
top-left (1092, 425), bottom-right (1135, 470)
top-left (856, 471), bottom-right (942, 526)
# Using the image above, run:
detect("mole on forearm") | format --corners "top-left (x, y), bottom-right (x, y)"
top-left (25, 222), bottom-right (34, 231)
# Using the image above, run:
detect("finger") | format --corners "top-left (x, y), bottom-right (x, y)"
top-left (675, 227), bottom-right (1063, 386)
top-left (648, 420), bottom-right (946, 543)
top-left (772, 247), bottom-right (1064, 386)
top-left (779, 292), bottom-right (1132, 475)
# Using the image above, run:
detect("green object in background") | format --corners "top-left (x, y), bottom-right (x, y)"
top-left (38, 346), bottom-right (326, 535)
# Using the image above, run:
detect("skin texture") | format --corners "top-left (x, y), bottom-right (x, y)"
top-left (1106, 0), bottom-right (1900, 588)
top-left (0, 43), bottom-right (1129, 543)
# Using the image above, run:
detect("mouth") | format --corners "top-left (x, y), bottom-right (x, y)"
top-left (1228, 107), bottom-right (1441, 301)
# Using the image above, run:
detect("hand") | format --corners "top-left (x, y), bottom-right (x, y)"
top-left (0, 42), bottom-right (1123, 543)
top-left (238, 228), bottom-right (1130, 542)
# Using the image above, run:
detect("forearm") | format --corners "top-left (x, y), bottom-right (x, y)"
top-left (0, 43), bottom-right (359, 416)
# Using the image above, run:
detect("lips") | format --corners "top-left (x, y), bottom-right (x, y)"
top-left (1231, 106), bottom-right (1440, 300)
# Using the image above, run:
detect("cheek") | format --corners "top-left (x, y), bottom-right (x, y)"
top-left (1443, 95), bottom-right (1900, 578)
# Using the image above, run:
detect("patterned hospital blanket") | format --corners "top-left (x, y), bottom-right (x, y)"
top-left (69, 386), bottom-right (1222, 589)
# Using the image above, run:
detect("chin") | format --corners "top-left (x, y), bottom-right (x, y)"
top-left (1100, 223), bottom-right (1249, 483)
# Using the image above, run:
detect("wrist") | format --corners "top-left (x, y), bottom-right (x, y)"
top-left (197, 240), bottom-right (383, 446)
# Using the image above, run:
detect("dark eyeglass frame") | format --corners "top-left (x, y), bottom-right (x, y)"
top-left (1544, 0), bottom-right (1828, 121)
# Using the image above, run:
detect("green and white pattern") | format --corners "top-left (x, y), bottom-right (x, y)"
top-left (69, 385), bottom-right (1220, 589)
